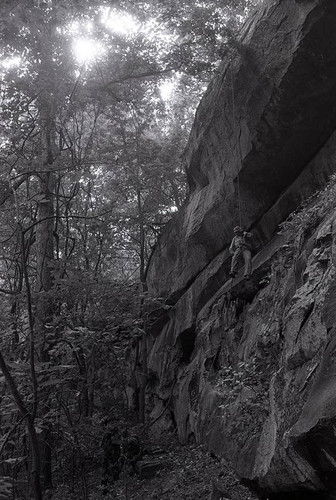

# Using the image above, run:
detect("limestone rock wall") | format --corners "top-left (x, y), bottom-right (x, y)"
top-left (148, 195), bottom-right (336, 496)
top-left (145, 0), bottom-right (336, 497)
top-left (147, 0), bottom-right (336, 301)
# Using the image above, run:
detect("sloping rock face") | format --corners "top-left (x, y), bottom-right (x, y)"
top-left (192, 203), bottom-right (336, 497)
top-left (147, 0), bottom-right (336, 301)
top-left (144, 0), bottom-right (336, 498)
top-left (147, 203), bottom-right (336, 497)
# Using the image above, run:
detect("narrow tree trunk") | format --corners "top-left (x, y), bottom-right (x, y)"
top-left (0, 351), bottom-right (43, 500)
top-left (137, 189), bottom-right (146, 286)
top-left (138, 334), bottom-right (148, 423)
top-left (35, 96), bottom-right (56, 491)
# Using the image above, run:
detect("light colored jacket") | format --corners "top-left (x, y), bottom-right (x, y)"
top-left (229, 232), bottom-right (252, 254)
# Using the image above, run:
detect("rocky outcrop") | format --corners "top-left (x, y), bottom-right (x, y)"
top-left (144, 0), bottom-right (336, 498)
top-left (147, 0), bottom-right (336, 301)
top-left (147, 187), bottom-right (336, 498)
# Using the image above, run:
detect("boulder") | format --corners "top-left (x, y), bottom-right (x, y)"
top-left (135, 460), bottom-right (165, 479)
top-left (209, 478), bottom-right (231, 500)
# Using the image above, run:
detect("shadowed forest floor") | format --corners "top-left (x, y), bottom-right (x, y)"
top-left (50, 436), bottom-right (258, 500)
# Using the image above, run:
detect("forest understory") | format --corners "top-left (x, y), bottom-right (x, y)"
top-left (50, 433), bottom-right (257, 500)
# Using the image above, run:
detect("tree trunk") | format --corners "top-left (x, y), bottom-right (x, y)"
top-left (35, 170), bottom-right (54, 349)
top-left (137, 189), bottom-right (146, 286)
top-left (35, 95), bottom-right (56, 491)
top-left (0, 351), bottom-right (43, 500)
top-left (138, 334), bottom-right (148, 423)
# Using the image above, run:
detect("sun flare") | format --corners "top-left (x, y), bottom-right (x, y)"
top-left (72, 38), bottom-right (105, 64)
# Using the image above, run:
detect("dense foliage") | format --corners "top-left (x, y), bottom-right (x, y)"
top-left (0, 0), bottom-right (261, 497)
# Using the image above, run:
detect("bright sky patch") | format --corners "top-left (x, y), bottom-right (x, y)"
top-left (101, 7), bottom-right (139, 35)
top-left (160, 79), bottom-right (176, 101)
top-left (72, 38), bottom-right (105, 64)
top-left (1, 56), bottom-right (21, 69)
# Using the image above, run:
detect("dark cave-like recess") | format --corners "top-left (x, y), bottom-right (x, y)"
top-left (179, 327), bottom-right (196, 363)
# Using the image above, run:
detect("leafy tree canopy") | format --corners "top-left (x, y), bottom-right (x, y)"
top-left (0, 1), bottom-right (263, 497)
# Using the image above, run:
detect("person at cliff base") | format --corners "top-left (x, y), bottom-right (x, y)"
top-left (229, 226), bottom-right (252, 279)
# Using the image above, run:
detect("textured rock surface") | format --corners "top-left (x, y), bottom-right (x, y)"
top-left (147, 197), bottom-right (336, 497)
top-left (144, 0), bottom-right (336, 498)
top-left (147, 0), bottom-right (336, 301)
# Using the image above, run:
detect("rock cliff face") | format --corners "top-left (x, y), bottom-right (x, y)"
top-left (145, 0), bottom-right (336, 498)
top-left (147, 0), bottom-right (336, 301)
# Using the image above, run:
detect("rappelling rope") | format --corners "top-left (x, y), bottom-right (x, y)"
top-left (177, 60), bottom-right (243, 310)
top-left (230, 60), bottom-right (243, 228)
top-left (154, 59), bottom-right (245, 331)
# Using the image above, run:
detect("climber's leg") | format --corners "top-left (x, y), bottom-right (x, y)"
top-left (242, 249), bottom-right (252, 278)
top-left (230, 248), bottom-right (242, 277)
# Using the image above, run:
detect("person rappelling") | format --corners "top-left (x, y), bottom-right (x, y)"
top-left (227, 59), bottom-right (252, 282)
top-left (229, 226), bottom-right (252, 279)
